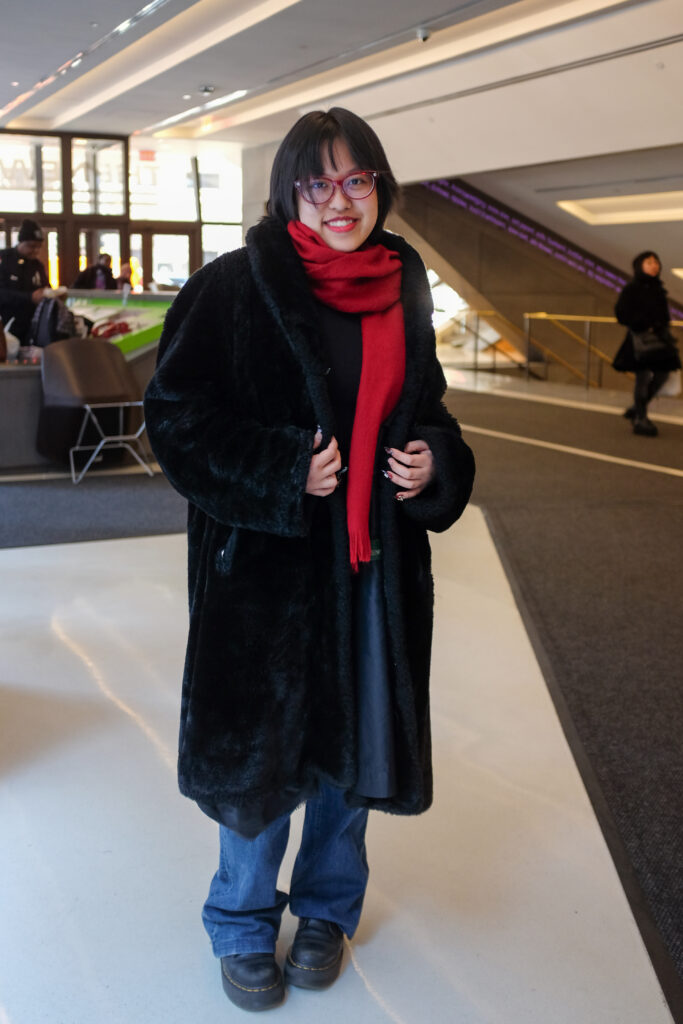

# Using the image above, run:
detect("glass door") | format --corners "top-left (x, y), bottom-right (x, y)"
top-left (128, 227), bottom-right (199, 292)
top-left (151, 233), bottom-right (190, 289)
top-left (76, 225), bottom-right (123, 280)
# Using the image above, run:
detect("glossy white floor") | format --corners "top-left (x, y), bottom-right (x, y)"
top-left (0, 509), bottom-right (673, 1024)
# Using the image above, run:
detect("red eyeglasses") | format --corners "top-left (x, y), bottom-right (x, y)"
top-left (294, 171), bottom-right (378, 205)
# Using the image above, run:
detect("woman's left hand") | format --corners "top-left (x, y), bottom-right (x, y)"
top-left (385, 440), bottom-right (435, 500)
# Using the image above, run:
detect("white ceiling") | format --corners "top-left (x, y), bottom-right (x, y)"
top-left (1, 0), bottom-right (682, 288)
top-left (0, 0), bottom-right (517, 136)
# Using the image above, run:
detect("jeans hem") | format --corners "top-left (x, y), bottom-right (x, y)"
top-left (212, 939), bottom-right (278, 958)
top-left (289, 901), bottom-right (360, 939)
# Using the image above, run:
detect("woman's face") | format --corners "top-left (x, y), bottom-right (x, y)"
top-left (641, 255), bottom-right (661, 276)
top-left (296, 139), bottom-right (379, 252)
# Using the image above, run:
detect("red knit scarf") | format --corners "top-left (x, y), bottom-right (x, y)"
top-left (288, 220), bottom-right (405, 570)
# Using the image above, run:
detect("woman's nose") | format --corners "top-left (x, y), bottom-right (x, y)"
top-left (328, 184), bottom-right (351, 208)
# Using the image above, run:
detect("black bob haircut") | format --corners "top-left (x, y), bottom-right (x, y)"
top-left (632, 251), bottom-right (661, 275)
top-left (266, 107), bottom-right (400, 238)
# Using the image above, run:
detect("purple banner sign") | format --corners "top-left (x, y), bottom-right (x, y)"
top-left (422, 179), bottom-right (683, 319)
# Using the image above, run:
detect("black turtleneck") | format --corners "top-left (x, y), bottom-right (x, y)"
top-left (314, 299), bottom-right (362, 463)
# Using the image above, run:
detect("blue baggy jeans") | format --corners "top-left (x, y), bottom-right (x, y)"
top-left (202, 784), bottom-right (370, 956)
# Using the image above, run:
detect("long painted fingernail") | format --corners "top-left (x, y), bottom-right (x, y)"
top-left (396, 494), bottom-right (404, 502)
top-left (382, 470), bottom-right (392, 480)
top-left (384, 447), bottom-right (392, 454)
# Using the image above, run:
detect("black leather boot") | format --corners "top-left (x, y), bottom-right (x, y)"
top-left (220, 953), bottom-right (285, 1011)
top-left (285, 918), bottom-right (344, 989)
top-left (633, 416), bottom-right (658, 436)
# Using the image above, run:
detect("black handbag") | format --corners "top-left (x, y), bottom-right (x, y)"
top-left (630, 328), bottom-right (672, 361)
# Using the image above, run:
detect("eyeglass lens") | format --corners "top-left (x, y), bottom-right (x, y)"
top-left (299, 172), bottom-right (376, 204)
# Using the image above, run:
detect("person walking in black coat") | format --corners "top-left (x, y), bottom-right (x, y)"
top-left (612, 251), bottom-right (681, 436)
top-left (144, 107), bottom-right (475, 1013)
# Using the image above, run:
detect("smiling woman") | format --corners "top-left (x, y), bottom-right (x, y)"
top-left (143, 105), bottom-right (475, 1013)
top-left (295, 153), bottom-right (379, 251)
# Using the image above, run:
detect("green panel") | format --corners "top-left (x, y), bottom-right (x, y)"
top-left (68, 294), bottom-right (173, 355)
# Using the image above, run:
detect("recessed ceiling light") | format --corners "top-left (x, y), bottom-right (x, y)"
top-left (11, 81), bottom-right (19, 87)
top-left (182, 94), bottom-right (191, 100)
top-left (141, 105), bottom-right (203, 132)
top-left (557, 191), bottom-right (683, 225)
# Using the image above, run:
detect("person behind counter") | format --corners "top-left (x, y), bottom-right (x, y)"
top-left (72, 253), bottom-right (118, 291)
top-left (0, 219), bottom-right (50, 344)
top-left (117, 260), bottom-right (133, 288)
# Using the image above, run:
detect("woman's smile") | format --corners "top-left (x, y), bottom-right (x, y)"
top-left (324, 216), bottom-right (359, 233)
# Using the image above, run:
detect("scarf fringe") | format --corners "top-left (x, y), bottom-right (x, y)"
top-left (349, 531), bottom-right (372, 574)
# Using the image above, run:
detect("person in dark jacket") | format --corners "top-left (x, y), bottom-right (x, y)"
top-left (144, 107), bottom-right (475, 1013)
top-left (612, 251), bottom-right (681, 436)
top-left (72, 252), bottom-right (118, 290)
top-left (0, 218), bottom-right (49, 343)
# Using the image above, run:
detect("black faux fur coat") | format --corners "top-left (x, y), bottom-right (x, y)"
top-left (144, 217), bottom-right (475, 834)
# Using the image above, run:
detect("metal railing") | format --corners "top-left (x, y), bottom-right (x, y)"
top-left (523, 314), bottom-right (683, 388)
top-left (447, 308), bottom-right (683, 387)
top-left (452, 309), bottom-right (532, 376)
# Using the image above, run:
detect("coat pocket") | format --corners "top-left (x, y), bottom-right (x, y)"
top-left (214, 527), bottom-right (240, 575)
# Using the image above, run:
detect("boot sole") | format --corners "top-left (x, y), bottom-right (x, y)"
top-left (284, 948), bottom-right (343, 990)
top-left (221, 963), bottom-right (285, 1011)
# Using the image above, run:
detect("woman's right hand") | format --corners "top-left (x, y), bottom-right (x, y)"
top-left (306, 431), bottom-right (341, 496)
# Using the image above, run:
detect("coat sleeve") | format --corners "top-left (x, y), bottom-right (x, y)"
top-left (0, 252), bottom-right (12, 290)
top-left (398, 352), bottom-right (475, 533)
top-left (615, 284), bottom-right (642, 331)
top-left (144, 264), bottom-right (315, 536)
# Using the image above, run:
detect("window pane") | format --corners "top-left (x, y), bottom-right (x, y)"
top-left (129, 234), bottom-right (144, 292)
top-left (78, 231), bottom-right (88, 272)
top-left (198, 149), bottom-right (241, 222)
top-left (42, 143), bottom-right (63, 213)
top-left (72, 138), bottom-right (125, 215)
top-left (0, 134), bottom-right (63, 213)
top-left (202, 224), bottom-right (242, 264)
top-left (129, 145), bottom-right (197, 221)
top-left (151, 234), bottom-right (189, 289)
top-left (47, 230), bottom-right (60, 288)
top-left (97, 231), bottom-right (121, 278)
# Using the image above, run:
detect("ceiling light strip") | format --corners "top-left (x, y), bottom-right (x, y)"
top-left (49, 0), bottom-right (301, 129)
top-left (557, 192), bottom-right (683, 225)
top-left (138, 90), bottom-right (248, 134)
top-left (0, 0), bottom-right (173, 119)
